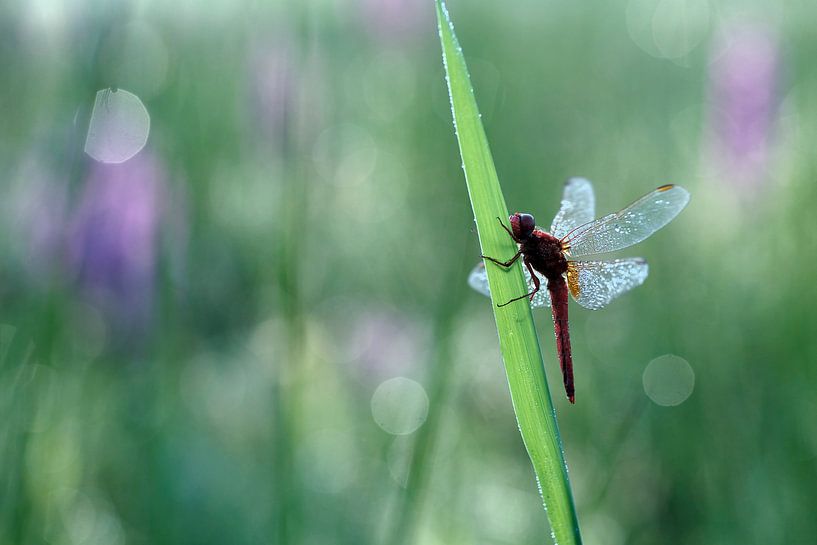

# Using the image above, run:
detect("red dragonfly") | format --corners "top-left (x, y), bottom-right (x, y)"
top-left (469, 178), bottom-right (690, 403)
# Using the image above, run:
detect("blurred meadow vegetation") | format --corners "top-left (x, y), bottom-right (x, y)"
top-left (1, 1), bottom-right (817, 544)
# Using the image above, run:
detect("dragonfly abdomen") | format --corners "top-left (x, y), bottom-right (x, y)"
top-left (548, 275), bottom-right (574, 403)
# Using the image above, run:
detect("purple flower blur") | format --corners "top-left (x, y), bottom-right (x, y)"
top-left (68, 151), bottom-right (173, 344)
top-left (358, 0), bottom-right (432, 43)
top-left (706, 23), bottom-right (780, 187)
top-left (249, 38), bottom-right (294, 140)
top-left (343, 306), bottom-right (428, 382)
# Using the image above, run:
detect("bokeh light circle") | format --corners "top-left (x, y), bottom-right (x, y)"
top-left (626, 0), bottom-right (710, 59)
top-left (370, 377), bottom-right (429, 435)
top-left (84, 88), bottom-right (150, 164)
top-left (626, 0), bottom-right (664, 57)
top-left (652, 0), bottom-right (710, 59)
top-left (642, 354), bottom-right (695, 406)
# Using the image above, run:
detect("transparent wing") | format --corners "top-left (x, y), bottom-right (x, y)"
top-left (550, 177), bottom-right (596, 239)
top-left (563, 185), bottom-right (690, 258)
top-left (467, 262), bottom-right (551, 308)
top-left (566, 258), bottom-right (649, 310)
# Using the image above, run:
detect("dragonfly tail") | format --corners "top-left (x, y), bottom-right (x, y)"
top-left (549, 276), bottom-right (575, 404)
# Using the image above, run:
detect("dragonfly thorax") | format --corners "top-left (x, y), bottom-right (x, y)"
top-left (521, 230), bottom-right (568, 280)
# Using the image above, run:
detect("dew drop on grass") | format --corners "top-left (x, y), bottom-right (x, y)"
top-left (84, 88), bottom-right (150, 164)
top-left (370, 377), bottom-right (429, 435)
top-left (642, 354), bottom-right (695, 406)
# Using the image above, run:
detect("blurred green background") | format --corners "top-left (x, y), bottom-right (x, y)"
top-left (1, 0), bottom-right (816, 544)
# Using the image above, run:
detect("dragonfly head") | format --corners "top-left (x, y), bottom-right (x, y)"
top-left (510, 213), bottom-right (535, 240)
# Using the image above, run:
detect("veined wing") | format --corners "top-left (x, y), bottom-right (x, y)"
top-left (566, 258), bottom-right (649, 310)
top-left (468, 262), bottom-right (551, 308)
top-left (563, 184), bottom-right (689, 258)
top-left (550, 177), bottom-right (596, 239)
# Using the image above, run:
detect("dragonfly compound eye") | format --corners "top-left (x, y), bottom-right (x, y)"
top-left (509, 212), bottom-right (535, 238)
top-left (519, 213), bottom-right (535, 234)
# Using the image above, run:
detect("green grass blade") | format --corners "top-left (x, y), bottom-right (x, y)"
top-left (435, 2), bottom-right (582, 543)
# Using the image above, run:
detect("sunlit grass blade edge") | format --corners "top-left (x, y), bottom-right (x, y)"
top-left (435, 2), bottom-right (582, 544)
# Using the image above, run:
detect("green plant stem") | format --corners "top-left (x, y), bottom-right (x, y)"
top-left (435, 2), bottom-right (582, 543)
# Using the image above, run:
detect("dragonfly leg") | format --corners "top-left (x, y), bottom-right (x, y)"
top-left (524, 259), bottom-right (541, 301)
top-left (497, 257), bottom-right (541, 307)
top-left (495, 216), bottom-right (517, 241)
top-left (497, 292), bottom-right (533, 307)
top-left (481, 249), bottom-right (522, 268)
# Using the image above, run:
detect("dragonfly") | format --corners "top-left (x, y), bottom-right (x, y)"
top-left (468, 178), bottom-right (690, 403)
